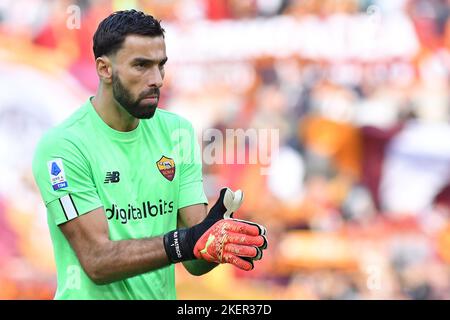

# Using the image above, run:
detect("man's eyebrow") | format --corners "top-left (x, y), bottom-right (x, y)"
top-left (131, 57), bottom-right (168, 64)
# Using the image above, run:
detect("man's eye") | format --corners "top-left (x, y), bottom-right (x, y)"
top-left (159, 60), bottom-right (167, 68)
top-left (135, 63), bottom-right (146, 69)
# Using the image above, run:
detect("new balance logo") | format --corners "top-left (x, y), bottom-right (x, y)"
top-left (104, 171), bottom-right (120, 183)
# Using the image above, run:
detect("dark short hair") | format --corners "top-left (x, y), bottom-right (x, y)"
top-left (93, 9), bottom-right (165, 59)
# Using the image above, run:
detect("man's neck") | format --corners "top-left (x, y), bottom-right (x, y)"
top-left (91, 90), bottom-right (139, 132)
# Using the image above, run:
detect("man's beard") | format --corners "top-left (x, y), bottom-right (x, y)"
top-left (112, 72), bottom-right (159, 119)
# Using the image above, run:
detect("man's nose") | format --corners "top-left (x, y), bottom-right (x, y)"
top-left (147, 66), bottom-right (163, 88)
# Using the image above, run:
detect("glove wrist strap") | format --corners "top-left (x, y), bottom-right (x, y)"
top-left (163, 228), bottom-right (195, 263)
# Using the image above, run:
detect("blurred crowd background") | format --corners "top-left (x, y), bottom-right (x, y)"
top-left (1, 0), bottom-right (450, 299)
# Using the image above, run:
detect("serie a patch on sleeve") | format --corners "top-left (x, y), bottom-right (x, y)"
top-left (47, 158), bottom-right (68, 191)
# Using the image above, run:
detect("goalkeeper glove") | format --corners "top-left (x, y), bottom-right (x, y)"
top-left (163, 188), bottom-right (268, 271)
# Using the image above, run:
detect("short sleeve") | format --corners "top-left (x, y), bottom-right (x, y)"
top-left (32, 133), bottom-right (102, 225)
top-left (176, 120), bottom-right (208, 209)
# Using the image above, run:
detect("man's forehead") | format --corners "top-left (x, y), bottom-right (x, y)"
top-left (117, 34), bottom-right (166, 60)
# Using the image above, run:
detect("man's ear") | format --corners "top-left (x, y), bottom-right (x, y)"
top-left (96, 56), bottom-right (113, 84)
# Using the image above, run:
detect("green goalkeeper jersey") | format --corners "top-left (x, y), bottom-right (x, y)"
top-left (32, 98), bottom-right (207, 300)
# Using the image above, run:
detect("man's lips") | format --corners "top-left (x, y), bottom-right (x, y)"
top-left (140, 96), bottom-right (159, 104)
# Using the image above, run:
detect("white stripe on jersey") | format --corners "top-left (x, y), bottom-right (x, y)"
top-left (60, 195), bottom-right (78, 220)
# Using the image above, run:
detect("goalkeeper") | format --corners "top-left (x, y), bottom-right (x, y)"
top-left (31, 9), bottom-right (267, 299)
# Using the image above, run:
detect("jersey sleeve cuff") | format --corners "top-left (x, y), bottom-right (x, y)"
top-left (47, 193), bottom-right (103, 225)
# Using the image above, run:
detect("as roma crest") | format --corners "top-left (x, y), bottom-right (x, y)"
top-left (156, 156), bottom-right (175, 181)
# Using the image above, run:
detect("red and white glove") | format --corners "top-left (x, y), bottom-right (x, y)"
top-left (193, 218), bottom-right (267, 271)
top-left (164, 188), bottom-right (268, 271)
